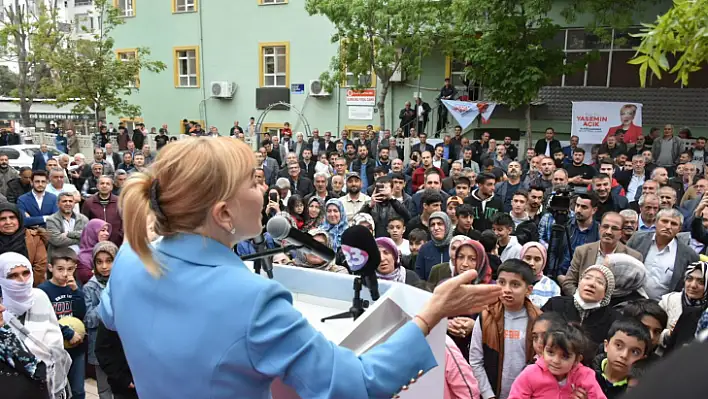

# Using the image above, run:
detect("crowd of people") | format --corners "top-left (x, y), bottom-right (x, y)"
top-left (239, 122), bottom-right (708, 399)
top-left (1, 117), bottom-right (708, 399)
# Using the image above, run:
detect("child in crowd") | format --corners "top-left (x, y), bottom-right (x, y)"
top-left (469, 259), bottom-right (541, 399)
top-left (38, 248), bottom-right (87, 399)
top-left (480, 230), bottom-right (502, 279)
top-left (531, 312), bottom-right (567, 360)
top-left (508, 323), bottom-right (605, 398)
top-left (520, 242), bottom-right (560, 308)
top-left (491, 213), bottom-right (522, 262)
top-left (387, 215), bottom-right (410, 257)
top-left (404, 228), bottom-right (428, 270)
top-left (619, 299), bottom-right (668, 361)
top-left (594, 319), bottom-right (651, 399)
top-left (84, 241), bottom-right (119, 398)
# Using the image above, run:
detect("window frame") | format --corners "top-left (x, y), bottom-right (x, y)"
top-left (180, 119), bottom-right (206, 134)
top-left (258, 42), bottom-right (290, 88)
top-left (74, 13), bottom-right (93, 33)
top-left (172, 0), bottom-right (197, 13)
top-left (258, 0), bottom-right (288, 5)
top-left (113, 0), bottom-right (135, 17)
top-left (173, 46), bottom-right (201, 89)
top-left (116, 48), bottom-right (140, 88)
top-left (119, 117), bottom-right (144, 132)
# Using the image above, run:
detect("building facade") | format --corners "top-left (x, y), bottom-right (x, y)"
top-left (107, 0), bottom-right (708, 140)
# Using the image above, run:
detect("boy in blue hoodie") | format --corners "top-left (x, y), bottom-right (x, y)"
top-left (38, 247), bottom-right (87, 399)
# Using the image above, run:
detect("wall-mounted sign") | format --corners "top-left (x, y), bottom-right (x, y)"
top-left (291, 83), bottom-right (305, 94)
top-left (346, 89), bottom-right (376, 106)
top-left (348, 106), bottom-right (374, 121)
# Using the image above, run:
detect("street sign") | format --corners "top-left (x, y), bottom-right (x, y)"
top-left (291, 83), bottom-right (305, 94)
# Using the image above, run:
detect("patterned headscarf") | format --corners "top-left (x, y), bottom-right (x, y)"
top-left (574, 265), bottom-right (615, 321)
top-left (683, 261), bottom-right (708, 309)
top-left (375, 237), bottom-right (406, 283)
top-left (302, 196), bottom-right (325, 232)
top-left (351, 212), bottom-right (376, 234)
top-left (320, 198), bottom-right (348, 252)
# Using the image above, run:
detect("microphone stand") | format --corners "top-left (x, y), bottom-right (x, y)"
top-left (242, 244), bottom-right (303, 279)
top-left (321, 276), bottom-right (368, 322)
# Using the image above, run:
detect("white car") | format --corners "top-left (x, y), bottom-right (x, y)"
top-left (0, 145), bottom-right (67, 171)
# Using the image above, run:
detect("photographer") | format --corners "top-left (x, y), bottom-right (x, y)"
top-left (539, 190), bottom-right (600, 278)
top-left (359, 175), bottom-right (410, 238)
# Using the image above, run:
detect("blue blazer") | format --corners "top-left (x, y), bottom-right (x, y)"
top-left (17, 191), bottom-right (58, 227)
top-left (32, 151), bottom-right (53, 171)
top-left (99, 234), bottom-right (437, 399)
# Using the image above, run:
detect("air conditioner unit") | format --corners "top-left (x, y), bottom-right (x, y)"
top-left (309, 79), bottom-right (331, 97)
top-left (210, 81), bottom-right (236, 99)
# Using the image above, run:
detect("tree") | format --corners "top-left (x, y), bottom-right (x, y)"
top-left (0, 66), bottom-right (18, 95)
top-left (449, 0), bottom-right (655, 147)
top-left (49, 0), bottom-right (166, 125)
top-left (450, 0), bottom-right (581, 147)
top-left (0, 0), bottom-right (66, 125)
top-left (306, 0), bottom-right (449, 130)
top-left (630, 0), bottom-right (708, 87)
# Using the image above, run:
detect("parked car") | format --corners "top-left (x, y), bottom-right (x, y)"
top-left (0, 145), bottom-right (66, 171)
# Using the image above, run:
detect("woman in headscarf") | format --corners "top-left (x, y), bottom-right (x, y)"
top-left (415, 211), bottom-right (453, 281)
top-left (351, 212), bottom-right (375, 236)
top-left (320, 199), bottom-right (348, 252)
top-left (291, 229), bottom-right (348, 274)
top-left (302, 197), bottom-right (324, 232)
top-left (427, 235), bottom-right (468, 288)
top-left (659, 261), bottom-right (708, 350)
top-left (444, 239), bottom-right (495, 361)
top-left (0, 203), bottom-right (48, 287)
top-left (0, 252), bottom-right (71, 398)
top-left (543, 265), bottom-right (620, 360)
top-left (77, 219), bottom-right (112, 285)
top-left (520, 242), bottom-right (560, 308)
top-left (605, 253), bottom-right (648, 307)
top-left (375, 237), bottom-right (422, 286)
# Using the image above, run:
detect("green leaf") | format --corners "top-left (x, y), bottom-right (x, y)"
top-left (627, 55), bottom-right (649, 65)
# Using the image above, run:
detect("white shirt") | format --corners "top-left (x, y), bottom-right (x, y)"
top-left (417, 104), bottom-right (425, 121)
top-left (627, 173), bottom-right (645, 202)
top-left (644, 236), bottom-right (678, 300)
top-left (545, 140), bottom-right (552, 156)
top-left (396, 239), bottom-right (411, 256)
top-left (47, 183), bottom-right (80, 214)
top-left (32, 190), bottom-right (44, 209)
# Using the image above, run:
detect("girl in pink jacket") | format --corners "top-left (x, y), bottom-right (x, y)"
top-left (444, 336), bottom-right (481, 399)
top-left (508, 323), bottom-right (606, 399)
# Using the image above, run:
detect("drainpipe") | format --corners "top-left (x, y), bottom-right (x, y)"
top-left (198, 1), bottom-right (208, 125)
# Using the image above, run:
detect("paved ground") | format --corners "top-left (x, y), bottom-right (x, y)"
top-left (86, 378), bottom-right (99, 398)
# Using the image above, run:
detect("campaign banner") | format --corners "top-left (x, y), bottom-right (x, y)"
top-left (441, 100), bottom-right (481, 130)
top-left (571, 102), bottom-right (643, 144)
top-left (346, 89), bottom-right (376, 106)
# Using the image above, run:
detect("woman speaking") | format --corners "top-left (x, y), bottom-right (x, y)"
top-left (98, 137), bottom-right (502, 399)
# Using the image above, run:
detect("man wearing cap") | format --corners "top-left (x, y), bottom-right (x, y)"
top-left (339, 172), bottom-right (370, 220)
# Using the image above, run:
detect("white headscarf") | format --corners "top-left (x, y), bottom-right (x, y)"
top-left (0, 252), bottom-right (35, 319)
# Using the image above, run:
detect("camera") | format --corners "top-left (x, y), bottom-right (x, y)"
top-left (547, 186), bottom-right (573, 225)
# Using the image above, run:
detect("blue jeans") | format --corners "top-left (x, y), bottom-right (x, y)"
top-left (68, 350), bottom-right (86, 399)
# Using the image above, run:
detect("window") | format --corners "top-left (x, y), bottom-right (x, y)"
top-left (114, 0), bottom-right (135, 17)
top-left (116, 49), bottom-right (139, 88)
top-left (75, 0), bottom-right (93, 5)
top-left (259, 0), bottom-right (287, 4)
top-left (445, 57), bottom-right (468, 88)
top-left (173, 0), bottom-right (196, 13)
top-left (259, 42), bottom-right (289, 88)
top-left (173, 46), bottom-right (200, 88)
top-left (344, 68), bottom-right (374, 88)
top-left (75, 13), bottom-right (93, 33)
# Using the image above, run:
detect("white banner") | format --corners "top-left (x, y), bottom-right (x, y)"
top-left (348, 106), bottom-right (374, 120)
top-left (571, 101), bottom-right (643, 144)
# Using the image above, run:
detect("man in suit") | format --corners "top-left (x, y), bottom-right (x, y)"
top-left (45, 192), bottom-right (89, 259)
top-left (442, 161), bottom-right (463, 193)
top-left (285, 161), bottom-right (314, 197)
top-left (560, 212), bottom-right (644, 295)
top-left (299, 148), bottom-right (317, 181)
top-left (17, 170), bottom-right (59, 227)
top-left (534, 127), bottom-right (562, 157)
top-left (627, 208), bottom-right (700, 300)
top-left (411, 132), bottom-right (434, 155)
top-left (399, 101), bottom-right (417, 137)
top-left (290, 132), bottom-right (306, 161)
top-left (32, 144), bottom-right (53, 171)
top-left (255, 150), bottom-right (277, 186)
top-left (322, 131), bottom-right (336, 154)
top-left (308, 129), bottom-right (326, 157)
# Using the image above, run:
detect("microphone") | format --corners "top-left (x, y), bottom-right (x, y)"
top-left (266, 216), bottom-right (336, 263)
top-left (340, 225), bottom-right (381, 300)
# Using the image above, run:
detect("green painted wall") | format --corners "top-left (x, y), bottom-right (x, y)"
top-left (109, 0), bottom-right (675, 138)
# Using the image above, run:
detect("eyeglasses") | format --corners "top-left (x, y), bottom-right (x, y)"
top-left (600, 224), bottom-right (622, 232)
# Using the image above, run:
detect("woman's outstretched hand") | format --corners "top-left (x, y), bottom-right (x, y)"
top-left (415, 270), bottom-right (502, 335)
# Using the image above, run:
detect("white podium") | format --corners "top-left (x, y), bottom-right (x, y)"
top-left (247, 262), bottom-right (446, 399)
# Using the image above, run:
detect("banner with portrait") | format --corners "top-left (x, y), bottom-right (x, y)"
top-left (571, 102), bottom-right (643, 144)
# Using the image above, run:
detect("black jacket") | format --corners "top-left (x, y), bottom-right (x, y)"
top-left (350, 158), bottom-right (376, 187)
top-left (95, 321), bottom-right (138, 396)
top-left (463, 190), bottom-right (504, 232)
top-left (5, 177), bottom-right (31, 203)
top-left (359, 199), bottom-right (411, 238)
top-left (542, 296), bottom-right (620, 355)
top-left (289, 175), bottom-right (314, 197)
top-left (534, 138), bottom-right (562, 157)
top-left (299, 160), bottom-right (316, 181)
top-left (131, 129), bottom-right (146, 149)
top-left (399, 107), bottom-right (417, 129)
top-left (0, 359), bottom-right (48, 399)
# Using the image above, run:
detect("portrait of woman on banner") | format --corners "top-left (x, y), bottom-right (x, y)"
top-left (603, 103), bottom-right (642, 144)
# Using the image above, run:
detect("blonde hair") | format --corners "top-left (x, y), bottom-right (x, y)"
top-left (120, 137), bottom-right (255, 276)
